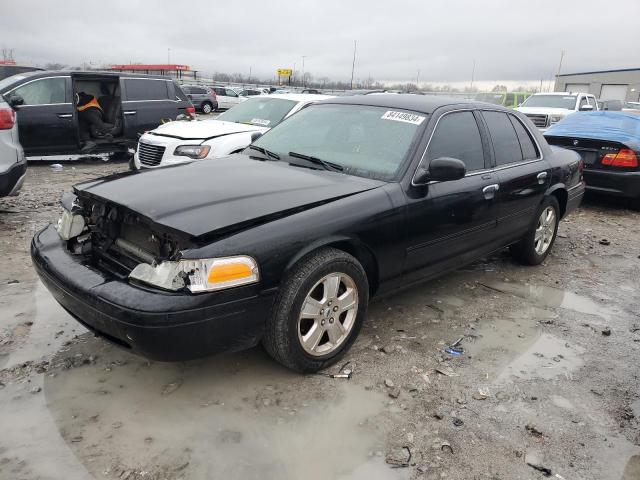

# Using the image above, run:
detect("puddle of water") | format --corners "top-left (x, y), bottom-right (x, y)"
top-left (483, 281), bottom-right (616, 322)
top-left (3, 282), bottom-right (83, 369)
top-left (35, 338), bottom-right (401, 480)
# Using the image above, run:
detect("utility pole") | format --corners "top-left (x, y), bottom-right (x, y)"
top-left (350, 40), bottom-right (357, 90)
top-left (555, 50), bottom-right (565, 91)
top-left (301, 55), bottom-right (307, 87)
top-left (293, 62), bottom-right (296, 86)
top-left (248, 66), bottom-right (252, 83)
top-left (167, 48), bottom-right (171, 64)
top-left (470, 59), bottom-right (476, 91)
top-left (416, 69), bottom-right (420, 89)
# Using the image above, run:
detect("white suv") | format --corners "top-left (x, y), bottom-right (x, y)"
top-left (516, 92), bottom-right (599, 131)
top-left (0, 96), bottom-right (26, 197)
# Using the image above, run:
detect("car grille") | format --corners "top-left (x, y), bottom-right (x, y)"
top-left (525, 114), bottom-right (548, 128)
top-left (138, 142), bottom-right (166, 167)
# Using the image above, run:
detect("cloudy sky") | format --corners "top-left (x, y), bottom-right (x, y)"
top-left (2, 0), bottom-right (638, 89)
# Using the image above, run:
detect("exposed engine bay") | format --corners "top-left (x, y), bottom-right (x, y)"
top-left (61, 193), bottom-right (188, 279)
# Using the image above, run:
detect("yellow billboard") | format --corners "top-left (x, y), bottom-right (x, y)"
top-left (277, 68), bottom-right (293, 77)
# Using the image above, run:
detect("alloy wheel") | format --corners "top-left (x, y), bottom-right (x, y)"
top-left (297, 272), bottom-right (358, 356)
top-left (534, 206), bottom-right (556, 255)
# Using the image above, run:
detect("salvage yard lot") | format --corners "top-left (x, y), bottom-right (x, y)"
top-left (1, 161), bottom-right (639, 480)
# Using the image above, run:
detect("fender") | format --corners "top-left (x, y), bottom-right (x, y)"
top-left (284, 234), bottom-right (380, 293)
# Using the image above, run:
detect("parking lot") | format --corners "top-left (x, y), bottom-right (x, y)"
top-left (0, 160), bottom-right (638, 479)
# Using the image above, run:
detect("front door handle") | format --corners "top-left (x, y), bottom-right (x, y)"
top-left (123, 111), bottom-right (137, 116)
top-left (57, 113), bottom-right (72, 119)
top-left (537, 171), bottom-right (548, 184)
top-left (482, 183), bottom-right (500, 200)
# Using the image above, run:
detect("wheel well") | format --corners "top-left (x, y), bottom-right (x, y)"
top-left (325, 241), bottom-right (379, 295)
top-left (550, 189), bottom-right (568, 218)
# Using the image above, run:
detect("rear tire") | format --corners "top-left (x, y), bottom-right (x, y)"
top-left (263, 248), bottom-right (369, 372)
top-left (510, 196), bottom-right (560, 265)
top-left (202, 102), bottom-right (213, 114)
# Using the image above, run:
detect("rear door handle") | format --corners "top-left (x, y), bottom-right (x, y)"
top-left (57, 113), bottom-right (72, 119)
top-left (482, 183), bottom-right (500, 200)
top-left (537, 171), bottom-right (548, 184)
top-left (124, 111), bottom-right (137, 116)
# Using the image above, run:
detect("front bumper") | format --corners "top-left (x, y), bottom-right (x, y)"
top-left (0, 157), bottom-right (27, 197)
top-left (31, 225), bottom-right (275, 361)
top-left (583, 168), bottom-right (640, 199)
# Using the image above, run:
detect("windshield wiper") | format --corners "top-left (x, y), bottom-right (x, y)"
top-left (288, 151), bottom-right (343, 172)
top-left (248, 145), bottom-right (280, 160)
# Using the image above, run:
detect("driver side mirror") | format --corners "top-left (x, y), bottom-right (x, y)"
top-left (8, 94), bottom-right (24, 108)
top-left (579, 104), bottom-right (594, 111)
top-left (413, 157), bottom-right (466, 185)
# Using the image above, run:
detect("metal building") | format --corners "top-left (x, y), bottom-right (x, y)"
top-left (554, 68), bottom-right (640, 103)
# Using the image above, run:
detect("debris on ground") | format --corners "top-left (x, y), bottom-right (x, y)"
top-left (601, 327), bottom-right (612, 336)
top-left (161, 379), bottom-right (183, 395)
top-left (385, 446), bottom-right (412, 467)
top-left (452, 417), bottom-right (464, 427)
top-left (599, 238), bottom-right (611, 245)
top-left (525, 424), bottom-right (544, 438)
top-left (472, 388), bottom-right (489, 400)
top-left (441, 441), bottom-right (454, 454)
top-left (384, 378), bottom-right (395, 388)
top-left (525, 450), bottom-right (553, 476)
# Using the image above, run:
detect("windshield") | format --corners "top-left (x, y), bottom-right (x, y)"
top-left (216, 97), bottom-right (297, 127)
top-left (521, 95), bottom-right (577, 109)
top-left (252, 104), bottom-right (425, 181)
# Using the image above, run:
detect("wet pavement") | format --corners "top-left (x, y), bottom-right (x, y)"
top-left (1, 161), bottom-right (639, 479)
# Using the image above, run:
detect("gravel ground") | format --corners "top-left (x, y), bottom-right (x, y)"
top-left (0, 161), bottom-right (639, 480)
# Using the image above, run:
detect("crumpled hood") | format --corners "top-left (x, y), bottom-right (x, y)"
top-left (74, 155), bottom-right (384, 238)
top-left (149, 119), bottom-right (269, 140)
top-left (515, 107), bottom-right (572, 116)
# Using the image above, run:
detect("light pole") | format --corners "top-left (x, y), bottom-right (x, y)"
top-left (416, 69), bottom-right (420, 89)
top-left (350, 40), bottom-right (357, 90)
top-left (470, 59), bottom-right (476, 91)
top-left (167, 48), bottom-right (171, 64)
top-left (301, 55), bottom-right (307, 87)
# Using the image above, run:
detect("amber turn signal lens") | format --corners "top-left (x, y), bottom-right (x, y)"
top-left (208, 262), bottom-right (253, 283)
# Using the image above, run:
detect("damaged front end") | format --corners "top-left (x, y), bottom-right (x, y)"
top-left (55, 192), bottom-right (259, 294)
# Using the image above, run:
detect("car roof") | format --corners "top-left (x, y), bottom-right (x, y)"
top-left (531, 92), bottom-right (586, 96)
top-left (266, 93), bottom-right (333, 103)
top-left (3, 70), bottom-right (174, 81)
top-left (316, 93), bottom-right (495, 115)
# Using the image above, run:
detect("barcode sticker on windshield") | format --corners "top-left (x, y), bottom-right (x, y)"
top-left (251, 118), bottom-right (271, 126)
top-left (381, 111), bottom-right (425, 125)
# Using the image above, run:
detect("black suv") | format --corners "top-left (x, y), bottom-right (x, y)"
top-left (0, 71), bottom-right (194, 157)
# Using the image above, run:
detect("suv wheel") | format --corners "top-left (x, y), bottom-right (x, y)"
top-left (510, 196), bottom-right (560, 265)
top-left (263, 248), bottom-right (369, 372)
top-left (202, 102), bottom-right (213, 114)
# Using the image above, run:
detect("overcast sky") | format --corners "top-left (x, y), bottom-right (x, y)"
top-left (2, 0), bottom-right (639, 88)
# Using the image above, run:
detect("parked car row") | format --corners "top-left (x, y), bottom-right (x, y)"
top-left (32, 94), bottom-right (588, 372)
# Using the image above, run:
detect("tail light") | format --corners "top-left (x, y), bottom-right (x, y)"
top-left (186, 105), bottom-right (196, 117)
top-left (0, 107), bottom-right (15, 130)
top-left (601, 148), bottom-right (638, 168)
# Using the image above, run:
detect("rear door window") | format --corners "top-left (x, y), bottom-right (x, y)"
top-left (191, 87), bottom-right (207, 94)
top-left (508, 115), bottom-right (539, 160)
top-left (427, 111), bottom-right (485, 172)
top-left (482, 111), bottom-right (523, 166)
top-left (12, 77), bottom-right (67, 105)
top-left (125, 79), bottom-right (170, 101)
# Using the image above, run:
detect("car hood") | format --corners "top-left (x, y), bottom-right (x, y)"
top-left (149, 119), bottom-right (269, 140)
top-left (74, 155), bottom-right (385, 239)
top-left (515, 107), bottom-right (572, 116)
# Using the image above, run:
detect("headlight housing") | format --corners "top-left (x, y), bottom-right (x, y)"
top-left (173, 145), bottom-right (211, 159)
top-left (549, 114), bottom-right (564, 124)
top-left (129, 256), bottom-right (259, 293)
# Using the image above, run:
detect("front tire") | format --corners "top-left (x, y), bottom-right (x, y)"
top-left (263, 248), bottom-right (369, 372)
top-left (202, 102), bottom-right (213, 114)
top-left (510, 196), bottom-right (560, 265)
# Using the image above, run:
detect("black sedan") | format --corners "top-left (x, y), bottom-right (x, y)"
top-left (544, 111), bottom-right (640, 208)
top-left (31, 95), bottom-right (585, 372)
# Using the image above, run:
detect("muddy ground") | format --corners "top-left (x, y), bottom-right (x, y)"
top-left (1, 160), bottom-right (639, 480)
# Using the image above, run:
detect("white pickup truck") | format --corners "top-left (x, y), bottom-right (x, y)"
top-left (515, 92), bottom-right (599, 131)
